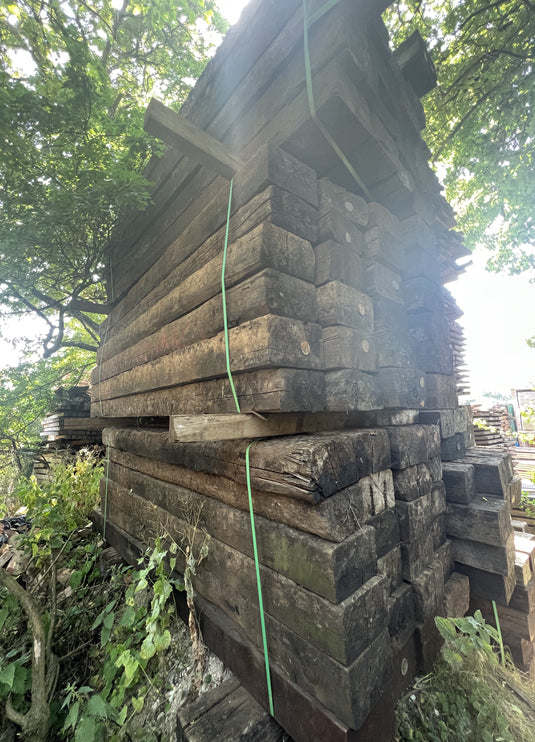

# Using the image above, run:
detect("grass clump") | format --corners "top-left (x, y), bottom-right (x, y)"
top-left (396, 611), bottom-right (535, 742)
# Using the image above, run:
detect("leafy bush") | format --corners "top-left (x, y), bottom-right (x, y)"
top-left (396, 611), bottom-right (535, 742)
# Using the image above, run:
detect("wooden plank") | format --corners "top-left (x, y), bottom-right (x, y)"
top-left (463, 449), bottom-right (514, 497)
top-left (456, 562), bottom-right (516, 606)
top-left (377, 368), bottom-right (425, 410)
top-left (92, 513), bottom-right (361, 742)
top-left (443, 572), bottom-right (470, 618)
top-left (412, 554), bottom-right (445, 622)
top-left (386, 424), bottom-right (440, 469)
top-left (93, 315), bottom-right (323, 402)
top-left (396, 485), bottom-right (446, 542)
top-left (97, 268), bottom-right (318, 383)
top-left (314, 240), bottom-right (367, 291)
top-left (450, 532), bottom-right (515, 576)
top-left (110, 0), bottom-right (304, 269)
top-left (322, 326), bottom-right (376, 371)
top-left (105, 443), bottom-right (378, 543)
top-left (445, 496), bottom-right (513, 547)
top-left (101, 221), bottom-right (315, 363)
top-left (378, 546), bottom-right (403, 594)
top-left (440, 433), bottom-right (466, 462)
top-left (110, 156), bottom-right (318, 330)
top-left (515, 551), bottom-right (532, 587)
top-left (423, 374), bottom-right (458, 410)
top-left (104, 488), bottom-right (389, 672)
top-left (104, 465), bottom-right (378, 603)
top-left (102, 427), bottom-right (391, 504)
top-left (440, 462), bottom-right (475, 504)
top-left (144, 98), bottom-right (243, 179)
top-left (177, 677), bottom-right (286, 742)
top-left (324, 370), bottom-right (382, 413)
top-left (392, 463), bottom-right (432, 503)
top-left (408, 312), bottom-right (453, 376)
top-left (92, 369), bottom-right (326, 418)
top-left (400, 532), bottom-right (435, 583)
top-left (509, 580), bottom-right (535, 614)
top-left (317, 282), bottom-right (374, 331)
top-left (318, 177), bottom-right (369, 229)
top-left (388, 582), bottom-right (416, 650)
top-left (169, 409), bottom-right (395, 443)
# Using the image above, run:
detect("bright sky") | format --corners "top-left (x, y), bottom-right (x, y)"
top-left (3, 0), bottom-right (534, 405)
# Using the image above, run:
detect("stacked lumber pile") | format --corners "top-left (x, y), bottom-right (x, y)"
top-left (85, 0), bottom-right (509, 738)
top-left (442, 448), bottom-right (521, 605)
top-left (472, 405), bottom-right (515, 448)
top-left (91, 0), bottom-right (470, 420)
top-left (470, 531), bottom-right (535, 676)
top-left (442, 288), bottom-right (470, 397)
top-left (93, 421), bottom-right (471, 740)
top-left (40, 387), bottom-right (96, 446)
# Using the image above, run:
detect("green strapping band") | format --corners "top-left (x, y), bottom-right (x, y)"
top-left (246, 441), bottom-right (275, 716)
top-left (303, 0), bottom-right (371, 199)
top-left (221, 177), bottom-right (241, 414)
top-left (492, 599), bottom-right (505, 665)
top-left (308, 0), bottom-right (343, 26)
top-left (103, 445), bottom-right (110, 540)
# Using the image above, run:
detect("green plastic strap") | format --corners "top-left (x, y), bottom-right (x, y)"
top-left (221, 177), bottom-right (241, 414)
top-left (308, 0), bottom-right (343, 26)
top-left (103, 446), bottom-right (111, 540)
top-left (492, 600), bottom-right (505, 666)
top-left (302, 0), bottom-right (371, 199)
top-left (246, 441), bottom-right (274, 716)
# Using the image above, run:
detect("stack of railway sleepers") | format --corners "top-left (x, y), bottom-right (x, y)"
top-left (98, 426), bottom-right (397, 740)
top-left (91, 0), bottom-right (470, 420)
top-left (442, 447), bottom-right (520, 606)
top-left (87, 0), bottom-right (491, 738)
top-left (470, 531), bottom-right (535, 676)
top-left (472, 405), bottom-right (515, 448)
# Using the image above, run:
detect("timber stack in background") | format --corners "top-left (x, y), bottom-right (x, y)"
top-left (89, 1), bottom-right (523, 739)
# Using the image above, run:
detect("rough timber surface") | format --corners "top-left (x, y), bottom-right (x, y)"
top-left (103, 463), bottom-right (378, 603)
top-left (105, 442), bottom-right (387, 543)
top-left (102, 427), bottom-right (391, 503)
top-left (92, 369), bottom-right (326, 418)
top-left (176, 676), bottom-right (287, 742)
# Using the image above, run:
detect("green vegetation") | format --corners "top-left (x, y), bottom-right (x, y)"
top-left (396, 611), bottom-right (535, 741)
top-left (0, 451), bottom-right (209, 741)
top-left (385, 0), bottom-right (535, 274)
top-left (0, 0), bottom-right (226, 358)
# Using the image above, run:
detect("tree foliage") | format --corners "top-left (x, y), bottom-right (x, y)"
top-left (386, 0), bottom-right (535, 273)
top-left (0, 0), bottom-right (226, 356)
top-left (0, 344), bottom-right (94, 474)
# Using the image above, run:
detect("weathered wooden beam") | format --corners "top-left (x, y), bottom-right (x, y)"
top-left (169, 411), bottom-right (370, 443)
top-left (144, 98), bottom-right (244, 179)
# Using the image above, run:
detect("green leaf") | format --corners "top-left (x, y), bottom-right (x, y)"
top-left (0, 663), bottom-right (16, 689)
top-left (153, 629), bottom-right (171, 653)
top-left (131, 695), bottom-right (144, 713)
top-left (63, 700), bottom-right (80, 731)
top-left (86, 694), bottom-right (109, 719)
top-left (140, 634), bottom-right (156, 660)
top-left (74, 714), bottom-right (97, 741)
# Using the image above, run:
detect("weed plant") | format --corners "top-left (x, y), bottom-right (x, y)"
top-left (396, 611), bottom-right (535, 742)
top-left (0, 451), bottom-right (198, 741)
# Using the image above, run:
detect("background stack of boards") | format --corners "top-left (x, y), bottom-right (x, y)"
top-left (89, 0), bottom-right (524, 739)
